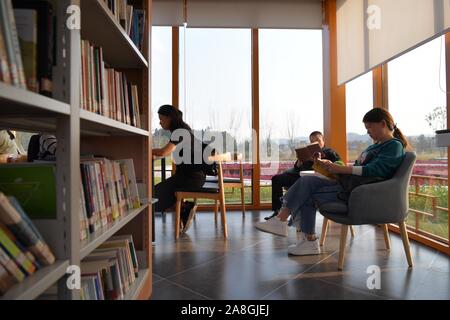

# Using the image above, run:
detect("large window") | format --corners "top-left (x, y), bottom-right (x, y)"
top-left (388, 35), bottom-right (448, 242)
top-left (345, 71), bottom-right (373, 164)
top-left (179, 28), bottom-right (253, 205)
top-left (258, 29), bottom-right (324, 204)
top-left (152, 27), bottom-right (172, 181)
top-left (152, 26), bottom-right (172, 144)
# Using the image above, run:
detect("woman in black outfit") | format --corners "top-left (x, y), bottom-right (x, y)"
top-left (153, 105), bottom-right (206, 233)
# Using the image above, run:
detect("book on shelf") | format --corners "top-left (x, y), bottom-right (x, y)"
top-left (12, 8), bottom-right (38, 92)
top-left (295, 142), bottom-right (322, 163)
top-left (80, 235), bottom-right (138, 300)
top-left (0, 193), bottom-right (55, 266)
top-left (0, 0), bottom-right (26, 89)
top-left (131, 9), bottom-right (145, 51)
top-left (13, 0), bottom-right (56, 97)
top-left (0, 262), bottom-right (17, 296)
top-left (80, 40), bottom-right (142, 128)
top-left (0, 242), bottom-right (26, 284)
top-left (80, 158), bottom-right (141, 240)
top-left (0, 192), bottom-right (57, 296)
top-left (101, 0), bottom-right (145, 51)
top-left (0, 222), bottom-right (36, 277)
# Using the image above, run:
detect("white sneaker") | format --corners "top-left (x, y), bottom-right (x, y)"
top-left (255, 217), bottom-right (288, 237)
top-left (288, 234), bottom-right (321, 256)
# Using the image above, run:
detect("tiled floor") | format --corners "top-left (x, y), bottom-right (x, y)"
top-left (151, 211), bottom-right (450, 300)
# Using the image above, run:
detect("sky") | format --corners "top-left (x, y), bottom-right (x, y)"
top-left (152, 27), bottom-right (448, 141)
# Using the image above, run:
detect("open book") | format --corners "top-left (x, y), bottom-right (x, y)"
top-left (295, 142), bottom-right (322, 163)
top-left (312, 162), bottom-right (338, 181)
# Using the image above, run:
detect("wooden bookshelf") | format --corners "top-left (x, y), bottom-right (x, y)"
top-left (80, 109), bottom-right (149, 137)
top-left (123, 268), bottom-right (150, 300)
top-left (0, 82), bottom-right (70, 133)
top-left (0, 261), bottom-right (70, 301)
top-left (0, 0), bottom-right (153, 300)
top-left (80, 0), bottom-right (148, 69)
top-left (80, 204), bottom-right (149, 259)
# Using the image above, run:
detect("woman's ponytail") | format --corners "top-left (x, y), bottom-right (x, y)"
top-left (393, 126), bottom-right (409, 149)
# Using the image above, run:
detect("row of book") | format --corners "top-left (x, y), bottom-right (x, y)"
top-left (102, 0), bottom-right (146, 51)
top-left (0, 193), bottom-right (55, 296)
top-left (80, 158), bottom-right (141, 241)
top-left (80, 40), bottom-right (142, 128)
top-left (0, 0), bottom-right (54, 96)
top-left (81, 235), bottom-right (139, 300)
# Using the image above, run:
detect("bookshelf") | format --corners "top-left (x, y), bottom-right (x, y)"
top-left (0, 0), bottom-right (153, 300)
top-left (0, 261), bottom-right (69, 300)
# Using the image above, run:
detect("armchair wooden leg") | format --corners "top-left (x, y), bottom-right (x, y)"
top-left (338, 225), bottom-right (349, 271)
top-left (214, 201), bottom-right (219, 222)
top-left (399, 221), bottom-right (413, 267)
top-left (320, 218), bottom-right (329, 246)
top-left (382, 224), bottom-right (391, 250)
top-left (350, 226), bottom-right (356, 238)
top-left (175, 197), bottom-right (182, 241)
top-left (240, 186), bottom-right (246, 215)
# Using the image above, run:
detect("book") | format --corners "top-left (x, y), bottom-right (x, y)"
top-left (80, 41), bottom-right (141, 127)
top-left (0, 7), bottom-right (12, 84)
top-left (0, 262), bottom-right (17, 295)
top-left (295, 142), bottom-right (322, 163)
top-left (0, 0), bottom-right (20, 87)
top-left (0, 222), bottom-right (36, 276)
top-left (0, 163), bottom-right (57, 219)
top-left (14, 9), bottom-right (38, 92)
top-left (81, 258), bottom-right (120, 300)
top-left (5, 0), bottom-right (26, 89)
top-left (83, 250), bottom-right (124, 300)
top-left (110, 234), bottom-right (138, 277)
top-left (118, 159), bottom-right (140, 209)
top-left (312, 162), bottom-right (338, 181)
top-left (13, 0), bottom-right (55, 97)
top-left (0, 243), bottom-right (25, 282)
top-left (0, 193), bottom-right (55, 266)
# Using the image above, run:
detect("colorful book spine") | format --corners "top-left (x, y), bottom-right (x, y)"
top-left (0, 244), bottom-right (25, 282)
top-left (0, 223), bottom-right (36, 275)
top-left (0, 193), bottom-right (55, 266)
top-left (5, 0), bottom-right (26, 89)
top-left (0, 5), bottom-right (12, 84)
top-left (0, 0), bottom-right (19, 87)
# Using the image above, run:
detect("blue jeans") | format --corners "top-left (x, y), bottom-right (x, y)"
top-left (282, 176), bottom-right (343, 234)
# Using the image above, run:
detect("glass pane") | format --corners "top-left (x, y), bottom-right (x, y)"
top-left (388, 36), bottom-right (448, 242)
top-left (346, 71), bottom-right (373, 164)
top-left (259, 29), bottom-right (324, 204)
top-left (151, 26), bottom-right (172, 183)
top-left (179, 28), bottom-right (253, 205)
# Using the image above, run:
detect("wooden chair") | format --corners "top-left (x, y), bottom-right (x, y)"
top-left (174, 152), bottom-right (231, 240)
top-left (206, 153), bottom-right (246, 220)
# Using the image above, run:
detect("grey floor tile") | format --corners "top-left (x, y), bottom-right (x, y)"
top-left (151, 279), bottom-right (210, 300)
top-left (151, 211), bottom-right (450, 300)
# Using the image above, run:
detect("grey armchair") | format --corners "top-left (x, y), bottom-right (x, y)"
top-left (317, 152), bottom-right (417, 270)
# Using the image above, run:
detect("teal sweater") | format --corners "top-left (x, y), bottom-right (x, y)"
top-left (355, 138), bottom-right (405, 178)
